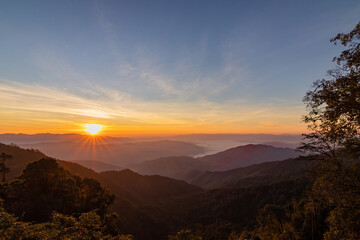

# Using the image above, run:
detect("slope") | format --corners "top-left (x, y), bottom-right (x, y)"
top-left (188, 158), bottom-right (313, 189)
top-left (198, 144), bottom-right (300, 171)
top-left (130, 156), bottom-right (207, 179)
top-left (0, 143), bottom-right (202, 206)
top-left (130, 144), bottom-right (301, 180)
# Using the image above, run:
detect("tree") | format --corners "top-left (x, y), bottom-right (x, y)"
top-left (299, 21), bottom-right (360, 158)
top-left (0, 206), bottom-right (134, 240)
top-left (0, 153), bottom-right (12, 182)
top-left (0, 157), bottom-right (114, 222)
top-left (299, 21), bottom-right (360, 240)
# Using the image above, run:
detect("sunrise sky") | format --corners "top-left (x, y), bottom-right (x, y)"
top-left (1, 0), bottom-right (360, 136)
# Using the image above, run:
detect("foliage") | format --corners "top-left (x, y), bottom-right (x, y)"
top-left (0, 157), bottom-right (114, 222)
top-left (0, 206), bottom-right (133, 240)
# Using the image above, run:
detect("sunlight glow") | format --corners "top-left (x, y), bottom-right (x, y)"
top-left (84, 124), bottom-right (103, 135)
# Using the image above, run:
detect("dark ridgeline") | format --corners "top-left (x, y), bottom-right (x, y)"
top-left (130, 144), bottom-right (300, 180)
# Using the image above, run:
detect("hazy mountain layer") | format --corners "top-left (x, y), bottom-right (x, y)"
top-left (130, 144), bottom-right (301, 179)
top-left (188, 158), bottom-right (312, 189)
top-left (0, 142), bottom-right (309, 240)
top-left (0, 143), bottom-right (202, 206)
top-left (18, 140), bottom-right (204, 166)
top-left (197, 144), bottom-right (300, 171)
top-left (130, 156), bottom-right (206, 179)
top-left (69, 160), bottom-right (124, 172)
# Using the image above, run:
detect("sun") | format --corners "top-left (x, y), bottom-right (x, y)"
top-left (84, 124), bottom-right (103, 135)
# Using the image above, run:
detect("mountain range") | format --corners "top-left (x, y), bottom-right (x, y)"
top-left (18, 140), bottom-right (205, 166)
top-left (130, 144), bottom-right (301, 179)
top-left (0, 141), bottom-right (310, 240)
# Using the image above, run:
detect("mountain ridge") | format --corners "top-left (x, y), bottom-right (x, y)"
top-left (130, 144), bottom-right (301, 179)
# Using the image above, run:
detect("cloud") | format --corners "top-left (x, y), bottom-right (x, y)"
top-left (0, 80), bottom-right (116, 119)
top-left (0, 78), bottom-right (305, 126)
top-left (93, 3), bottom-right (248, 101)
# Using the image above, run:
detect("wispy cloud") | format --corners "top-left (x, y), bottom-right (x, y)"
top-left (93, 2), bottom-right (248, 101)
top-left (0, 78), bottom-right (306, 134)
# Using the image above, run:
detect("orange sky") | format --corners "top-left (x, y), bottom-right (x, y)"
top-left (0, 81), bottom-right (307, 137)
top-left (0, 82), bottom-right (307, 136)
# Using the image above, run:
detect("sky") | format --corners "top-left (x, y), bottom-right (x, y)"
top-left (0, 0), bottom-right (359, 136)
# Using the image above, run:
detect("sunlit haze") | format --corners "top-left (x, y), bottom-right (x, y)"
top-left (0, 0), bottom-right (359, 136)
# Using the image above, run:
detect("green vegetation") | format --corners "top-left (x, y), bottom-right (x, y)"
top-left (0, 206), bottom-right (133, 240)
top-left (0, 157), bottom-right (114, 222)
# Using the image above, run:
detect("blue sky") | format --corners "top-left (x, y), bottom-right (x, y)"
top-left (0, 0), bottom-right (359, 135)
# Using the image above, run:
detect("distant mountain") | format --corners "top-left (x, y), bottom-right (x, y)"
top-left (18, 140), bottom-right (205, 167)
top-left (198, 144), bottom-right (300, 171)
top-left (0, 142), bottom-right (309, 240)
top-left (135, 134), bottom-right (302, 158)
top-left (58, 161), bottom-right (201, 206)
top-left (261, 141), bottom-right (300, 148)
top-left (170, 133), bottom-right (301, 142)
top-left (188, 158), bottom-right (313, 189)
top-left (100, 170), bottom-right (201, 203)
top-left (0, 143), bottom-right (46, 179)
top-left (68, 160), bottom-right (124, 172)
top-left (130, 156), bottom-right (207, 179)
top-left (0, 143), bottom-right (202, 206)
top-left (0, 142), bottom-right (203, 240)
top-left (129, 144), bottom-right (301, 179)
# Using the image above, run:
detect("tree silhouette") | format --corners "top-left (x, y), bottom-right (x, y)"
top-left (0, 157), bottom-right (114, 222)
top-left (0, 153), bottom-right (12, 182)
top-left (299, 21), bottom-right (360, 239)
top-left (299, 21), bottom-right (360, 159)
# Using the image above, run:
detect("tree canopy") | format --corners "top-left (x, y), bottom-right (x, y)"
top-left (0, 157), bottom-right (114, 222)
top-left (299, 22), bottom-right (360, 159)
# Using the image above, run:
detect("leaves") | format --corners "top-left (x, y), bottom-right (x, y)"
top-left (0, 158), bottom-right (114, 222)
top-left (0, 207), bottom-right (134, 240)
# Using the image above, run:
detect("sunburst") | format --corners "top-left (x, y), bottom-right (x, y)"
top-left (84, 124), bottom-right (103, 135)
